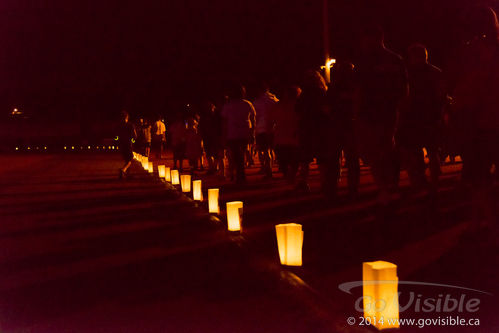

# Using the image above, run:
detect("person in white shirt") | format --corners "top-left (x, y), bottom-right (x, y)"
top-left (221, 84), bottom-right (256, 184)
top-left (153, 116), bottom-right (166, 159)
top-left (253, 83), bottom-right (279, 179)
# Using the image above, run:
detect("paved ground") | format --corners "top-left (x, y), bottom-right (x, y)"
top-left (0, 152), bottom-right (497, 332)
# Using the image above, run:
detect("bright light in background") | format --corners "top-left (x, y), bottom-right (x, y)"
top-left (321, 58), bottom-right (336, 83)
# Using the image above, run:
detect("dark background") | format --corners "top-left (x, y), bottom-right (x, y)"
top-left (1, 0), bottom-right (498, 122)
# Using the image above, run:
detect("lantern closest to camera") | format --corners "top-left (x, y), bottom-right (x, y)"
top-left (208, 188), bottom-right (220, 214)
top-left (275, 223), bottom-right (303, 266)
top-left (362, 261), bottom-right (399, 330)
top-left (171, 170), bottom-right (180, 185)
top-left (180, 174), bottom-right (191, 193)
top-left (165, 167), bottom-right (171, 182)
top-left (158, 165), bottom-right (166, 178)
top-left (192, 180), bottom-right (203, 201)
top-left (148, 162), bottom-right (154, 173)
top-left (226, 201), bottom-right (243, 231)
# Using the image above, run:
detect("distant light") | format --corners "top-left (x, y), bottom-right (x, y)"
top-left (27, 147), bottom-right (31, 150)
top-left (44, 146), bottom-right (47, 150)
top-left (108, 146), bottom-right (111, 149)
top-left (64, 146), bottom-right (67, 150)
top-left (96, 146), bottom-right (99, 149)
top-left (320, 58), bottom-right (336, 70)
top-left (71, 146), bottom-right (74, 150)
top-left (112, 146), bottom-right (115, 150)
top-left (15, 147), bottom-right (19, 151)
top-left (114, 136), bottom-right (119, 141)
top-left (88, 146), bottom-right (91, 149)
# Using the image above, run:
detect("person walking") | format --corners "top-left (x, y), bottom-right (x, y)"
top-left (355, 24), bottom-right (409, 205)
top-left (117, 110), bottom-right (137, 179)
top-left (221, 83), bottom-right (256, 184)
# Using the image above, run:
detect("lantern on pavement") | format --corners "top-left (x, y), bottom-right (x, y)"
top-left (158, 165), bottom-right (166, 178)
top-left (362, 261), bottom-right (399, 330)
top-left (275, 223), bottom-right (304, 266)
top-left (171, 170), bottom-right (180, 185)
top-left (226, 201), bottom-right (243, 231)
top-left (192, 180), bottom-right (203, 201)
top-left (208, 188), bottom-right (220, 214)
top-left (180, 174), bottom-right (191, 193)
top-left (165, 167), bottom-right (171, 182)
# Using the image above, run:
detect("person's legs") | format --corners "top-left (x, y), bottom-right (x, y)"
top-left (257, 133), bottom-right (272, 178)
top-left (229, 140), bottom-right (246, 183)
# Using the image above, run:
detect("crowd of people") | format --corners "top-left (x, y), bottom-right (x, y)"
top-left (118, 7), bottom-right (498, 212)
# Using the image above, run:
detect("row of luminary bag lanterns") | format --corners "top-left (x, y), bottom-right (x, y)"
top-left (133, 152), bottom-right (401, 330)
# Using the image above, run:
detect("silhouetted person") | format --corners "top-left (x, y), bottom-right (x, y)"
top-left (221, 84), bottom-right (256, 184)
top-left (328, 61), bottom-right (360, 197)
top-left (169, 113), bottom-right (186, 171)
top-left (117, 110), bottom-right (136, 179)
top-left (138, 118), bottom-right (152, 157)
top-left (355, 24), bottom-right (408, 205)
top-left (295, 70), bottom-right (332, 193)
top-left (454, 6), bottom-right (499, 230)
top-left (399, 44), bottom-right (445, 191)
top-left (152, 116), bottom-right (166, 159)
top-left (272, 85), bottom-right (301, 183)
top-left (253, 82), bottom-right (279, 179)
top-left (199, 101), bottom-right (224, 176)
top-left (185, 117), bottom-right (203, 173)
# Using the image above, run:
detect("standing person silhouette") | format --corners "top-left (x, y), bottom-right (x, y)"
top-left (295, 70), bottom-right (333, 195)
top-left (454, 6), bottom-right (499, 230)
top-left (117, 110), bottom-right (136, 179)
top-left (253, 82), bottom-right (279, 180)
top-left (355, 24), bottom-right (408, 205)
top-left (328, 61), bottom-right (360, 198)
top-left (399, 44), bottom-right (446, 192)
top-left (152, 115), bottom-right (166, 159)
top-left (221, 83), bottom-right (256, 184)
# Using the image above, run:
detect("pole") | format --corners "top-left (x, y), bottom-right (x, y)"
top-left (322, 0), bottom-right (331, 83)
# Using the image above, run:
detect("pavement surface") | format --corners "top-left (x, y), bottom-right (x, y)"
top-left (0, 152), bottom-right (497, 332)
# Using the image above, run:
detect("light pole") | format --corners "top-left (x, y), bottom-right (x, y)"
top-left (322, 0), bottom-right (335, 83)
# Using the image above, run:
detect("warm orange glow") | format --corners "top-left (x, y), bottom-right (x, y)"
top-left (148, 162), bottom-right (153, 173)
top-left (165, 167), bottom-right (171, 182)
top-left (275, 223), bottom-right (303, 266)
top-left (180, 175), bottom-right (191, 193)
top-left (208, 188), bottom-right (220, 214)
top-left (171, 170), bottom-right (180, 185)
top-left (180, 174), bottom-right (191, 192)
top-left (158, 165), bottom-right (166, 178)
top-left (192, 180), bottom-right (203, 201)
top-left (226, 201), bottom-right (243, 231)
top-left (363, 261), bottom-right (399, 330)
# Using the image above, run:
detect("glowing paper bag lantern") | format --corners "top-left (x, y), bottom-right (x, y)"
top-left (208, 188), bottom-right (220, 214)
top-left (165, 167), bottom-right (171, 182)
top-left (171, 170), bottom-right (180, 185)
top-left (158, 165), bottom-right (166, 178)
top-left (148, 162), bottom-right (154, 173)
top-left (275, 223), bottom-right (303, 266)
top-left (226, 201), bottom-right (243, 231)
top-left (192, 180), bottom-right (203, 201)
top-left (180, 174), bottom-right (191, 192)
top-left (363, 261), bottom-right (399, 330)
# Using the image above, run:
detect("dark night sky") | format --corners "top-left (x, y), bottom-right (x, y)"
top-left (1, 0), bottom-right (498, 120)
